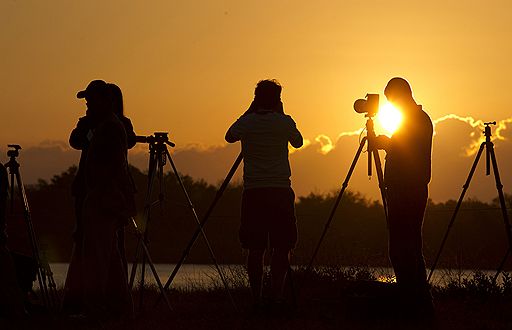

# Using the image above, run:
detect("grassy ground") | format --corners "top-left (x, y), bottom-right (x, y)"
top-left (1, 266), bottom-right (512, 330)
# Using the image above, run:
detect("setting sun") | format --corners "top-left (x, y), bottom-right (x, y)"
top-left (376, 102), bottom-right (403, 135)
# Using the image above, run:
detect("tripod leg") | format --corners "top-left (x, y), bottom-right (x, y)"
top-left (140, 151), bottom-right (168, 310)
top-left (129, 150), bottom-right (158, 302)
top-left (130, 217), bottom-right (173, 312)
top-left (489, 146), bottom-right (512, 252)
top-left (164, 150), bottom-right (238, 311)
top-left (372, 149), bottom-right (388, 223)
top-left (141, 152), bottom-right (165, 307)
top-left (307, 137), bottom-right (367, 271)
top-left (39, 249), bottom-right (59, 310)
top-left (427, 142), bottom-right (486, 283)
top-left (488, 146), bottom-right (512, 283)
top-left (493, 249), bottom-right (509, 285)
top-left (14, 170), bottom-right (54, 310)
top-left (9, 171), bottom-right (15, 213)
top-left (158, 153), bottom-right (243, 303)
top-left (128, 239), bottom-right (142, 288)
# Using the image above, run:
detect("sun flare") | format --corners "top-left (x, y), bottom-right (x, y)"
top-left (377, 102), bottom-right (403, 135)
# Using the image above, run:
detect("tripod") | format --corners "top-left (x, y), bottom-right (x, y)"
top-left (129, 133), bottom-right (235, 311)
top-left (155, 152), bottom-right (242, 308)
top-left (4, 145), bottom-right (59, 311)
top-left (428, 122), bottom-right (512, 283)
top-left (156, 151), bottom-right (300, 310)
top-left (307, 116), bottom-right (388, 270)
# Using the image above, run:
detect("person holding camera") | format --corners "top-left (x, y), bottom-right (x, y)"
top-left (375, 77), bottom-right (434, 316)
top-left (63, 80), bottom-right (135, 320)
top-left (225, 79), bottom-right (303, 310)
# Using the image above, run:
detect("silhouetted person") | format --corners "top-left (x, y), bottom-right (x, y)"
top-left (0, 163), bottom-right (25, 318)
top-left (225, 79), bottom-right (303, 309)
top-left (63, 80), bottom-right (134, 320)
top-left (108, 83), bottom-right (137, 149)
top-left (64, 80), bottom-right (105, 316)
top-left (376, 77), bottom-right (434, 316)
top-left (107, 83), bottom-right (137, 276)
top-left (69, 83), bottom-right (136, 243)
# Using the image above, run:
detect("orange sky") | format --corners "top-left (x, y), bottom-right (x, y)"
top-left (1, 1), bottom-right (512, 200)
top-left (2, 0), bottom-right (512, 146)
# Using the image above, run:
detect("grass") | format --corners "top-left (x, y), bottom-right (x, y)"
top-left (1, 266), bottom-right (512, 330)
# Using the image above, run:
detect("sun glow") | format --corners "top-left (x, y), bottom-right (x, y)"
top-left (376, 102), bottom-right (403, 135)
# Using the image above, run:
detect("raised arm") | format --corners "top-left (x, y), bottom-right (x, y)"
top-left (120, 117), bottom-right (137, 149)
top-left (288, 117), bottom-right (303, 148)
top-left (225, 117), bottom-right (245, 143)
top-left (69, 116), bottom-right (94, 150)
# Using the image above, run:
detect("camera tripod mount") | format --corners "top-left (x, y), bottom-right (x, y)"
top-left (307, 114), bottom-right (388, 270)
top-left (428, 121), bottom-right (512, 283)
top-left (129, 132), bottom-right (236, 312)
top-left (4, 145), bottom-right (59, 312)
top-left (135, 132), bottom-right (176, 147)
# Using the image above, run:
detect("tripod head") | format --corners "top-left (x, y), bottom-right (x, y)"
top-left (7, 144), bottom-right (21, 159)
top-left (136, 132), bottom-right (176, 148)
top-left (353, 93), bottom-right (379, 148)
top-left (5, 144), bottom-right (22, 174)
top-left (484, 121), bottom-right (496, 139)
top-left (481, 121), bottom-right (497, 176)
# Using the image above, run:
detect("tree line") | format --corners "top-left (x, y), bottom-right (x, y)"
top-left (5, 166), bottom-right (512, 270)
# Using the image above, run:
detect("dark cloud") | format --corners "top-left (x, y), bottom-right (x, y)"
top-left (0, 141), bottom-right (79, 186)
top-left (128, 143), bottom-right (244, 186)
top-left (431, 118), bottom-right (512, 202)
top-left (5, 118), bottom-right (512, 202)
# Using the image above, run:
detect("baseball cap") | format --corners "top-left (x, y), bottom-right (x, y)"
top-left (77, 80), bottom-right (109, 99)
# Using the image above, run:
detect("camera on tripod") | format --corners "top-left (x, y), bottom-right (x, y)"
top-left (135, 132), bottom-right (175, 147)
top-left (354, 94), bottom-right (379, 117)
top-left (7, 144), bottom-right (21, 158)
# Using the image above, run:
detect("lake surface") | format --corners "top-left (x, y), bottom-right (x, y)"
top-left (44, 263), bottom-right (232, 290)
top-left (39, 264), bottom-right (505, 290)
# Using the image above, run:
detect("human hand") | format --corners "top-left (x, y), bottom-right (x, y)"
top-left (374, 135), bottom-right (390, 151)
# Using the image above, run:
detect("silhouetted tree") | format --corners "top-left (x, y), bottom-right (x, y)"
top-left (3, 166), bottom-right (510, 270)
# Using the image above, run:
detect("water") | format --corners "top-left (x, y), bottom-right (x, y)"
top-left (39, 264), bottom-right (507, 290)
top-left (44, 263), bottom-right (240, 290)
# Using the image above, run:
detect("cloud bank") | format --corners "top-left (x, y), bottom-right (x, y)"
top-left (6, 115), bottom-right (512, 203)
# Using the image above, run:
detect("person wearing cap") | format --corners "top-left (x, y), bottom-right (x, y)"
top-left (225, 79), bottom-right (303, 310)
top-left (64, 80), bottom-right (112, 316)
top-left (108, 83), bottom-right (137, 149)
top-left (69, 82), bottom-right (136, 239)
top-left (69, 80), bottom-right (109, 242)
top-left (375, 77), bottom-right (434, 317)
top-left (63, 80), bottom-right (134, 320)
top-left (106, 83), bottom-right (137, 276)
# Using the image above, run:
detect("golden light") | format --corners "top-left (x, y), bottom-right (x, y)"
top-left (376, 101), bottom-right (403, 135)
top-left (376, 274), bottom-right (396, 283)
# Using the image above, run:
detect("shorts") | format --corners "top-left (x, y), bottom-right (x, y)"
top-left (239, 187), bottom-right (298, 250)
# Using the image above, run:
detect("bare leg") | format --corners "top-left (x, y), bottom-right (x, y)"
top-left (270, 248), bottom-right (290, 300)
top-left (247, 249), bottom-right (265, 304)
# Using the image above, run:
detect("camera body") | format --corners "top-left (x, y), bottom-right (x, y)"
top-left (354, 94), bottom-right (379, 117)
top-left (135, 132), bottom-right (176, 147)
top-left (136, 132), bottom-right (168, 144)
